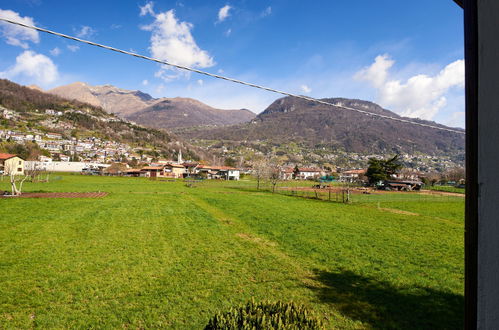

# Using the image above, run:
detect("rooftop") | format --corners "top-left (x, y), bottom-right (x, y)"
top-left (0, 153), bottom-right (19, 160)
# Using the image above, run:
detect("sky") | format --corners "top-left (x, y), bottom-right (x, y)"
top-left (0, 0), bottom-right (464, 127)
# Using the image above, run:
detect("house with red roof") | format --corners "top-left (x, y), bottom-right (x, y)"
top-left (0, 153), bottom-right (24, 175)
top-left (140, 163), bottom-right (186, 178)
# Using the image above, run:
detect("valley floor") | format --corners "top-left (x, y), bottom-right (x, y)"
top-left (0, 175), bottom-right (464, 329)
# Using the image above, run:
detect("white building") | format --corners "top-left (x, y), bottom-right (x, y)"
top-left (26, 161), bottom-right (110, 172)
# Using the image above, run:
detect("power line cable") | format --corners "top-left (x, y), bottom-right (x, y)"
top-left (0, 17), bottom-right (464, 134)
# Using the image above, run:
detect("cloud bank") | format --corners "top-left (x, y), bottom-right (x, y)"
top-left (355, 54), bottom-right (464, 120)
top-left (0, 50), bottom-right (59, 86)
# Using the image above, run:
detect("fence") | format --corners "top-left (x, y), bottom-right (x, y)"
top-left (218, 180), bottom-right (464, 204)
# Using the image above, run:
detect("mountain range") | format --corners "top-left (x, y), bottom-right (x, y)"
top-left (35, 81), bottom-right (464, 157)
top-left (46, 82), bottom-right (256, 128)
top-left (1, 79), bottom-right (203, 161)
top-left (177, 97), bottom-right (465, 156)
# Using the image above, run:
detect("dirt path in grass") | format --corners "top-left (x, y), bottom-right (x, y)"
top-left (1, 192), bottom-right (108, 198)
top-left (377, 207), bottom-right (419, 216)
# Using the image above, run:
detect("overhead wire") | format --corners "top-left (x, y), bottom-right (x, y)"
top-left (0, 17), bottom-right (464, 135)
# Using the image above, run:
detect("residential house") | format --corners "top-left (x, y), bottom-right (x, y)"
top-left (225, 167), bottom-right (240, 180)
top-left (0, 153), bottom-right (24, 175)
top-left (280, 167), bottom-right (294, 180)
top-left (339, 169), bottom-right (367, 183)
top-left (295, 167), bottom-right (322, 180)
top-left (45, 109), bottom-right (62, 116)
top-left (38, 155), bottom-right (53, 163)
top-left (197, 165), bottom-right (240, 180)
top-left (1, 109), bottom-right (17, 120)
top-left (140, 166), bottom-right (164, 178)
top-left (392, 169), bottom-right (424, 181)
top-left (215, 166), bottom-right (240, 180)
top-left (163, 163), bottom-right (185, 178)
top-left (196, 165), bottom-right (217, 179)
top-left (46, 132), bottom-right (63, 139)
top-left (183, 162), bottom-right (199, 177)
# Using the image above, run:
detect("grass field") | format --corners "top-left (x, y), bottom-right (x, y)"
top-left (428, 185), bottom-right (465, 194)
top-left (0, 175), bottom-right (464, 329)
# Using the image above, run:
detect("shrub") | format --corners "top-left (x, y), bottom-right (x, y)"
top-left (205, 300), bottom-right (324, 329)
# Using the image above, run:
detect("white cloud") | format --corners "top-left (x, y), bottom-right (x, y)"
top-left (67, 44), bottom-right (80, 52)
top-left (50, 47), bottom-right (61, 56)
top-left (142, 79), bottom-right (149, 86)
top-left (141, 9), bottom-right (215, 81)
top-left (197, 79), bottom-right (203, 86)
top-left (110, 24), bottom-right (122, 29)
top-left (300, 84), bottom-right (312, 94)
top-left (217, 5), bottom-right (231, 22)
top-left (225, 28), bottom-right (232, 37)
top-left (355, 54), bottom-right (464, 120)
top-left (0, 9), bottom-right (39, 48)
top-left (139, 1), bottom-right (155, 16)
top-left (260, 6), bottom-right (272, 17)
top-left (0, 50), bottom-right (59, 86)
top-left (354, 54), bottom-right (394, 88)
top-left (75, 25), bottom-right (96, 39)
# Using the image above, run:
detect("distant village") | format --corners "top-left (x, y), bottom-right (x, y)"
top-left (2, 145), bottom-right (456, 191)
top-left (0, 127), bottom-right (462, 186)
top-left (1, 106), bottom-right (464, 186)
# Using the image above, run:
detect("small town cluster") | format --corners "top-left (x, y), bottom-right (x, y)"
top-left (2, 107), bottom-right (133, 163)
top-left (1, 149), bottom-right (423, 185)
top-left (1, 107), bottom-right (462, 189)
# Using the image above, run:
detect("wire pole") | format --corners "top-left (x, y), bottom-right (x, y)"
top-left (0, 17), bottom-right (465, 135)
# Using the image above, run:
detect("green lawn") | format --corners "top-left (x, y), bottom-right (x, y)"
top-left (0, 175), bottom-right (464, 329)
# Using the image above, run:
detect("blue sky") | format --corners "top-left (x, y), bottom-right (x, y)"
top-left (1, 0), bottom-right (464, 127)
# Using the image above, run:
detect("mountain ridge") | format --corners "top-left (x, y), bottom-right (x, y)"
top-left (47, 82), bottom-right (256, 127)
top-left (179, 96), bottom-right (464, 156)
top-left (128, 97), bottom-right (256, 129)
top-left (1, 79), bottom-right (204, 161)
top-left (40, 81), bottom-right (464, 158)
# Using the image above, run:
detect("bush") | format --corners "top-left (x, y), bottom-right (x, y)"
top-left (205, 300), bottom-right (324, 329)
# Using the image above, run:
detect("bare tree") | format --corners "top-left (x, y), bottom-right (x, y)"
top-left (267, 157), bottom-right (282, 193)
top-left (4, 161), bottom-right (28, 196)
top-left (424, 172), bottom-right (441, 186)
top-left (251, 157), bottom-right (268, 190)
top-left (4, 161), bottom-right (44, 195)
top-left (24, 161), bottom-right (44, 182)
top-left (445, 167), bottom-right (466, 183)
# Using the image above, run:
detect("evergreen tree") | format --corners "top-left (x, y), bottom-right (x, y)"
top-left (366, 155), bottom-right (403, 185)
